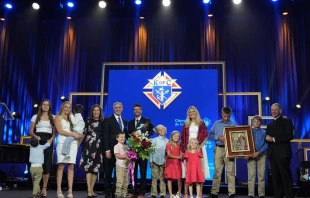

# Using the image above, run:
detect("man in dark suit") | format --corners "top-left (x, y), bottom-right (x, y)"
top-left (266, 103), bottom-right (294, 198)
top-left (103, 102), bottom-right (128, 198)
top-left (128, 104), bottom-right (154, 197)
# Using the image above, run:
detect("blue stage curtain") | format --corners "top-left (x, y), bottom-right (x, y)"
top-left (0, 14), bottom-right (310, 144)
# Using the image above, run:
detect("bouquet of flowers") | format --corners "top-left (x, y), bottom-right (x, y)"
top-left (128, 130), bottom-right (156, 160)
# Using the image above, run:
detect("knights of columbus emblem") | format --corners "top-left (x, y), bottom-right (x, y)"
top-left (143, 72), bottom-right (182, 109)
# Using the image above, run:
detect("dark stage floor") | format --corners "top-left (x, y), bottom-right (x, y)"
top-left (0, 190), bottom-right (304, 198)
top-left (0, 180), bottom-right (307, 198)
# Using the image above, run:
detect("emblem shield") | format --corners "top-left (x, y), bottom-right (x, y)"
top-left (153, 86), bottom-right (171, 105)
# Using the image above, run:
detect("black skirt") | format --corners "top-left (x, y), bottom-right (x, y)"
top-left (36, 132), bottom-right (53, 174)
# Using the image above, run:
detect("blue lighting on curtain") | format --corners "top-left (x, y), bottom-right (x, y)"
top-left (0, 12), bottom-right (309, 142)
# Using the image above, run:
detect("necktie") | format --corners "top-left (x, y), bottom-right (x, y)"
top-left (135, 119), bottom-right (139, 128)
top-left (118, 117), bottom-right (122, 131)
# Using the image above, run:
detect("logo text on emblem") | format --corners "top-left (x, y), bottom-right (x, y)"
top-left (143, 72), bottom-right (182, 109)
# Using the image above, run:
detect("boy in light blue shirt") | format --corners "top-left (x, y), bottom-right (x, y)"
top-left (29, 137), bottom-right (52, 198)
top-left (150, 125), bottom-right (169, 198)
top-left (208, 107), bottom-right (237, 198)
top-left (246, 115), bottom-right (268, 198)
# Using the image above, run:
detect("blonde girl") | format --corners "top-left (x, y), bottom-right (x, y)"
top-left (164, 131), bottom-right (183, 198)
top-left (183, 138), bottom-right (204, 198)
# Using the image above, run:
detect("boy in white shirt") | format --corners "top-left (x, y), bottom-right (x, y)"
top-left (114, 132), bottom-right (129, 198)
top-left (29, 137), bottom-right (52, 198)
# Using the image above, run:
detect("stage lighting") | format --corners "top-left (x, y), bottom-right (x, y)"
top-left (272, 0), bottom-right (278, 1)
top-left (61, 96), bottom-right (68, 102)
top-left (162, 0), bottom-right (170, 7)
top-left (33, 104), bottom-right (39, 108)
top-left (67, 16), bottom-right (72, 19)
top-left (282, 12), bottom-right (288, 15)
top-left (263, 96), bottom-right (270, 106)
top-left (12, 112), bottom-right (21, 119)
top-left (296, 104), bottom-right (301, 109)
top-left (32, 3), bottom-right (40, 10)
top-left (232, 0), bottom-right (242, 5)
top-left (203, 0), bottom-right (211, 4)
top-left (98, 1), bottom-right (107, 8)
top-left (24, 164), bottom-right (28, 174)
top-left (4, 3), bottom-right (13, 9)
top-left (135, 0), bottom-right (142, 5)
top-left (0, 18), bottom-right (5, 21)
top-left (67, 2), bottom-right (74, 8)
top-left (208, 14), bottom-right (213, 17)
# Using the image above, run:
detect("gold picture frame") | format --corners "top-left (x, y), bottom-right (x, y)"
top-left (224, 126), bottom-right (255, 158)
top-left (20, 136), bottom-right (32, 145)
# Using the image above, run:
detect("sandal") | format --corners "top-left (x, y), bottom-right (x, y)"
top-left (87, 191), bottom-right (92, 198)
top-left (41, 186), bottom-right (47, 197)
top-left (175, 192), bottom-right (182, 198)
top-left (67, 190), bottom-right (73, 198)
top-left (184, 193), bottom-right (189, 198)
top-left (57, 190), bottom-right (64, 198)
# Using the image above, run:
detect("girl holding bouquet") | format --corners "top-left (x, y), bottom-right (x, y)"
top-left (164, 131), bottom-right (183, 198)
top-left (183, 138), bottom-right (205, 198)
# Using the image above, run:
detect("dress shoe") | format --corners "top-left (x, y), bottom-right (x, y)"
top-left (207, 194), bottom-right (218, 198)
top-left (248, 196), bottom-right (254, 198)
top-left (229, 194), bottom-right (237, 198)
top-left (160, 196), bottom-right (165, 198)
top-left (259, 197), bottom-right (265, 198)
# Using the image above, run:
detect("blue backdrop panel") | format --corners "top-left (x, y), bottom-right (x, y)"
top-left (107, 69), bottom-right (218, 180)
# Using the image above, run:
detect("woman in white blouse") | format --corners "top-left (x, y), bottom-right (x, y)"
top-left (29, 99), bottom-right (55, 197)
top-left (181, 106), bottom-right (210, 198)
top-left (55, 101), bottom-right (82, 198)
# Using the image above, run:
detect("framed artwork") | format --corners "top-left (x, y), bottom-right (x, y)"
top-left (223, 126), bottom-right (255, 158)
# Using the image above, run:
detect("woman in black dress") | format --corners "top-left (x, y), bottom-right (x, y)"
top-left (79, 104), bottom-right (104, 198)
top-left (28, 99), bottom-right (55, 197)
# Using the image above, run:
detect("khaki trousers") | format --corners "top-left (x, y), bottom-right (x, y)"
top-left (115, 166), bottom-right (129, 197)
top-left (151, 163), bottom-right (166, 196)
top-left (247, 154), bottom-right (266, 196)
top-left (30, 166), bottom-right (43, 196)
top-left (211, 147), bottom-right (235, 196)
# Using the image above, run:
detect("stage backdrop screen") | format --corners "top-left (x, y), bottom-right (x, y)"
top-left (107, 69), bottom-right (218, 180)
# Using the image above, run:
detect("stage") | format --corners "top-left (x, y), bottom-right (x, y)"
top-left (0, 180), bottom-right (306, 198)
top-left (0, 190), bottom-right (307, 198)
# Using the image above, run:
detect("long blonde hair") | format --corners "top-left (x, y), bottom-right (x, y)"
top-left (169, 130), bottom-right (180, 151)
top-left (185, 106), bottom-right (201, 127)
top-left (187, 138), bottom-right (199, 151)
top-left (57, 101), bottom-right (73, 131)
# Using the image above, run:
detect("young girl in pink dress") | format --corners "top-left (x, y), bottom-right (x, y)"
top-left (164, 131), bottom-right (183, 198)
top-left (183, 138), bottom-right (204, 198)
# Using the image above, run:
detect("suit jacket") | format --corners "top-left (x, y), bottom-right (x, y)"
top-left (103, 115), bottom-right (128, 153)
top-left (128, 116), bottom-right (154, 136)
top-left (266, 116), bottom-right (294, 159)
